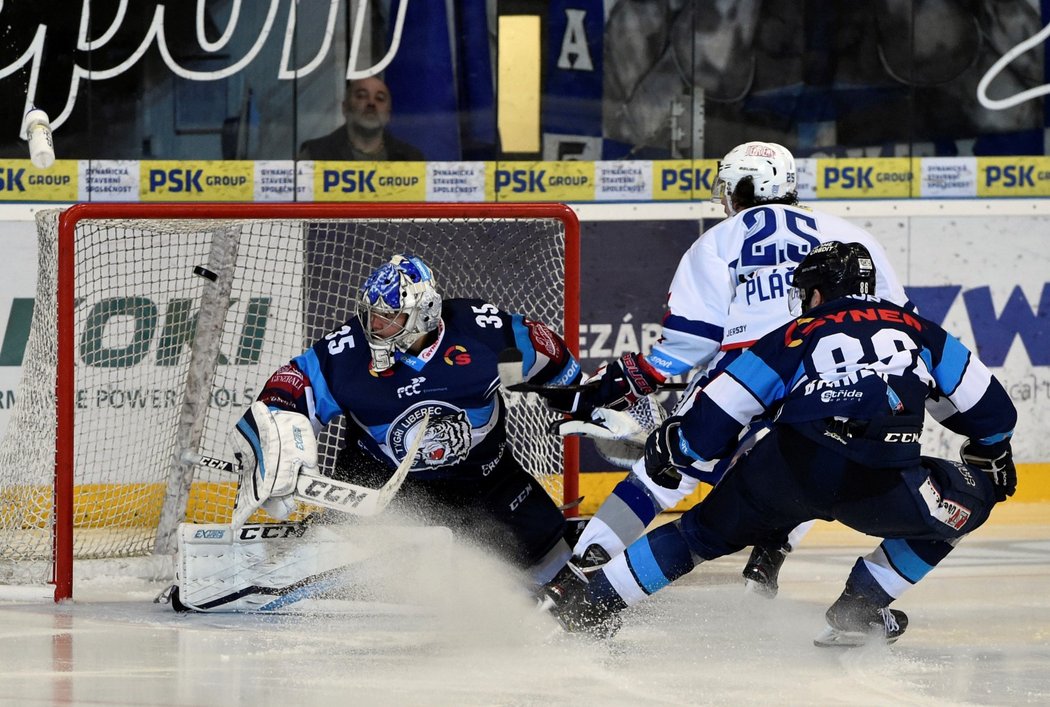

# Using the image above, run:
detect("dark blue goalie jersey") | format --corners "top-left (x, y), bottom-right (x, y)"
top-left (254, 298), bottom-right (580, 480)
top-left (679, 294), bottom-right (1017, 468)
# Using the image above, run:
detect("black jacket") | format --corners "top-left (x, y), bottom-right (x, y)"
top-left (299, 124), bottom-right (424, 161)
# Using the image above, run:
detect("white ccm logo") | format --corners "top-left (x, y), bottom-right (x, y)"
top-left (884, 432), bottom-right (921, 443)
top-left (6, 0), bottom-right (409, 130)
top-left (397, 377), bottom-right (426, 399)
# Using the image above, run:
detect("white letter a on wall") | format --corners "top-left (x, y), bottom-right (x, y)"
top-left (557, 9), bottom-right (593, 71)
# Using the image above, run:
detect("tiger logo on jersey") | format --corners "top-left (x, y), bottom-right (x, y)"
top-left (416, 411), bottom-right (472, 467)
top-left (389, 403), bottom-right (471, 470)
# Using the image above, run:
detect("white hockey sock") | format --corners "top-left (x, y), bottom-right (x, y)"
top-left (573, 459), bottom-right (699, 559)
top-left (786, 519), bottom-right (816, 551)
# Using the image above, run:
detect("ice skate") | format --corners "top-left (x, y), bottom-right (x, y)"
top-left (814, 589), bottom-right (908, 647)
top-left (539, 563), bottom-right (622, 639)
top-left (574, 543), bottom-right (611, 573)
top-left (742, 542), bottom-right (789, 599)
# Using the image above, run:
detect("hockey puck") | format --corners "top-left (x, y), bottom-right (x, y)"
top-left (193, 265), bottom-right (218, 282)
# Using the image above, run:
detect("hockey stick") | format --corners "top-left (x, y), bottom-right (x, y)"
top-left (183, 411), bottom-right (429, 518)
top-left (496, 348), bottom-right (687, 393)
top-left (175, 557), bottom-right (365, 613)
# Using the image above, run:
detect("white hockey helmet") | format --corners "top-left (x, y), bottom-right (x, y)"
top-left (712, 141), bottom-right (797, 213)
top-left (356, 254), bottom-right (442, 371)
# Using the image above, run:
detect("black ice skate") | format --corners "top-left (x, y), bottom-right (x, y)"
top-left (813, 589), bottom-right (909, 647)
top-left (539, 563), bottom-right (622, 639)
top-left (742, 542), bottom-right (789, 599)
top-left (575, 543), bottom-right (611, 573)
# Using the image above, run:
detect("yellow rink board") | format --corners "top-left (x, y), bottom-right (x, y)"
top-left (578, 462), bottom-right (1050, 517)
top-left (2, 464), bottom-right (1046, 528)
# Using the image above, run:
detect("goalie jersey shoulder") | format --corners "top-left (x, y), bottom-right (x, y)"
top-left (289, 299), bottom-right (514, 448)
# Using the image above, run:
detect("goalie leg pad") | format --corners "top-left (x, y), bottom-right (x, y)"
top-left (172, 521), bottom-right (453, 613)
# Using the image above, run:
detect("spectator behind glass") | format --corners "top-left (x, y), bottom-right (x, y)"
top-left (298, 76), bottom-right (424, 161)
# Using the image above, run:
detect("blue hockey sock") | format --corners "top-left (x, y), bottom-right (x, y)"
top-left (596, 522), bottom-right (697, 607)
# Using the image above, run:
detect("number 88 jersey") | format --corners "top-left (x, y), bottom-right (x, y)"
top-left (680, 293), bottom-right (1014, 467)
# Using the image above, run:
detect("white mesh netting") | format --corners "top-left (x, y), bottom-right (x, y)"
top-left (0, 207), bottom-right (575, 587)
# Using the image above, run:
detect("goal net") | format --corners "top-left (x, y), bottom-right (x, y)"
top-left (0, 203), bottom-right (580, 600)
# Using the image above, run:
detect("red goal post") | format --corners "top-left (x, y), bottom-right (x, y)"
top-left (1, 202), bottom-right (579, 601)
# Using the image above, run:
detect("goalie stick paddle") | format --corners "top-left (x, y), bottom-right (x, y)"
top-left (497, 348), bottom-right (687, 393)
top-left (183, 411), bottom-right (429, 518)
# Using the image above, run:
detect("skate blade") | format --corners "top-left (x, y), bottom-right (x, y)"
top-left (813, 624), bottom-right (901, 648)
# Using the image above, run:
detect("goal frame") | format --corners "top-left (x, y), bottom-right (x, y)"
top-left (52, 202), bottom-right (581, 601)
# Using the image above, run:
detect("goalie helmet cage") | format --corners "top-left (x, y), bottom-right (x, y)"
top-left (0, 202), bottom-right (580, 601)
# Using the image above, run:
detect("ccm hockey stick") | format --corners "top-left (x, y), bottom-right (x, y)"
top-left (183, 411), bottom-right (429, 518)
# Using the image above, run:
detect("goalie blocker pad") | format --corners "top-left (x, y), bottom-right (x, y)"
top-left (232, 402), bottom-right (319, 529)
top-left (171, 521), bottom-right (452, 613)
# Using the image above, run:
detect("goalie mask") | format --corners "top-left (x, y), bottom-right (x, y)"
top-left (788, 241), bottom-right (877, 316)
top-left (712, 141), bottom-right (797, 215)
top-left (357, 254), bottom-right (442, 371)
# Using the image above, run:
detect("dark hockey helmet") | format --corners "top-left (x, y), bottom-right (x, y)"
top-left (789, 241), bottom-right (876, 314)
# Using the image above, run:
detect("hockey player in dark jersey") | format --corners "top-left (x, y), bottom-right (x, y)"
top-left (540, 241), bottom-right (1018, 645)
top-left (231, 254), bottom-right (582, 586)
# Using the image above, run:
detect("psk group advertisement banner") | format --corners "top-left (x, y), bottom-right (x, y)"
top-left (0, 212), bottom-right (1046, 474)
top-left (9, 158), bottom-right (1050, 202)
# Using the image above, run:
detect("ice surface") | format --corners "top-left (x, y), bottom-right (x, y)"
top-left (0, 515), bottom-right (1047, 706)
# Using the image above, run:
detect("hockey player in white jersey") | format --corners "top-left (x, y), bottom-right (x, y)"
top-left (552, 141), bottom-right (913, 595)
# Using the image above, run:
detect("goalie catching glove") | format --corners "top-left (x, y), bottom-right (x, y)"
top-left (960, 437), bottom-right (1017, 502)
top-left (231, 401), bottom-right (319, 529)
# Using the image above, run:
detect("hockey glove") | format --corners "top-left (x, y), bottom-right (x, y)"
top-left (643, 417), bottom-right (696, 489)
top-left (960, 437), bottom-right (1017, 502)
top-left (567, 353), bottom-right (665, 418)
top-left (231, 402), bottom-right (319, 529)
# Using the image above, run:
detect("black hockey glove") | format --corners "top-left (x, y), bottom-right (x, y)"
top-left (564, 353), bottom-right (665, 418)
top-left (643, 416), bottom-right (694, 489)
top-left (960, 438), bottom-right (1017, 503)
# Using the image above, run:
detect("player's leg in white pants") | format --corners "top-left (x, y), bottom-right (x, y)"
top-left (572, 456), bottom-right (700, 562)
top-left (571, 377), bottom-right (711, 564)
top-left (787, 520), bottom-right (815, 550)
